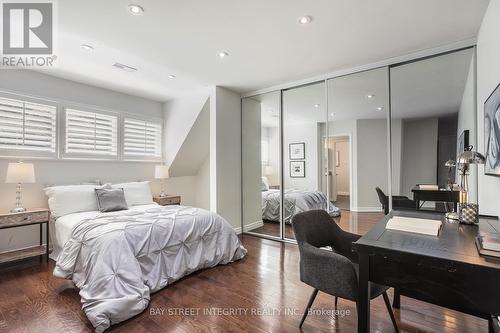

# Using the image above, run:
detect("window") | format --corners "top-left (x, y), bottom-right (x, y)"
top-left (0, 96), bottom-right (57, 155)
top-left (123, 117), bottom-right (162, 159)
top-left (65, 108), bottom-right (118, 157)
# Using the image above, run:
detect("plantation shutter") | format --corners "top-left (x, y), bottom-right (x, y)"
top-left (0, 96), bottom-right (57, 153)
top-left (123, 118), bottom-right (162, 158)
top-left (65, 109), bottom-right (118, 156)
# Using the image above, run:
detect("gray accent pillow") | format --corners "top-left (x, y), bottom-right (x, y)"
top-left (95, 188), bottom-right (128, 212)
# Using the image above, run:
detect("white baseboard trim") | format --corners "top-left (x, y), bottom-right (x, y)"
top-left (235, 220), bottom-right (264, 234)
top-left (351, 207), bottom-right (383, 213)
top-left (337, 192), bottom-right (350, 196)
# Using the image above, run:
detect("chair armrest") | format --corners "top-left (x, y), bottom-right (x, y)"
top-left (298, 242), bottom-right (359, 300)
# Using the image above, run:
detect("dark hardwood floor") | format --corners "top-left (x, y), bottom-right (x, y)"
top-left (0, 210), bottom-right (488, 333)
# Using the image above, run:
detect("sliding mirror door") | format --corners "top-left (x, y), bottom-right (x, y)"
top-left (282, 82), bottom-right (328, 240)
top-left (327, 67), bottom-right (390, 233)
top-left (242, 92), bottom-right (281, 237)
top-left (390, 48), bottom-right (476, 212)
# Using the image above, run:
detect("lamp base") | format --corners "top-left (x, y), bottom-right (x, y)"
top-left (10, 207), bottom-right (27, 213)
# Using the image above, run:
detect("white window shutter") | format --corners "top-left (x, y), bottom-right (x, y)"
top-left (65, 109), bottom-right (118, 156)
top-left (0, 96), bottom-right (57, 153)
top-left (123, 118), bottom-right (162, 158)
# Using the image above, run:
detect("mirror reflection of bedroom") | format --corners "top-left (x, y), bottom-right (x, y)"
top-left (241, 48), bottom-right (476, 241)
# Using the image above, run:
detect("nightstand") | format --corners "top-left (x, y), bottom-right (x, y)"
top-left (153, 195), bottom-right (181, 206)
top-left (0, 209), bottom-right (50, 264)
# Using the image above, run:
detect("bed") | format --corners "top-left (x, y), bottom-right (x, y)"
top-left (261, 188), bottom-right (341, 223)
top-left (47, 182), bottom-right (246, 333)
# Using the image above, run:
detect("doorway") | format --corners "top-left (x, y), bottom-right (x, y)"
top-left (328, 136), bottom-right (350, 210)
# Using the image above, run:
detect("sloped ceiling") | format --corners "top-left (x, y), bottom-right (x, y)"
top-left (169, 99), bottom-right (210, 177)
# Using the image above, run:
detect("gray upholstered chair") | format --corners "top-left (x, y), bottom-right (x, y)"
top-left (292, 210), bottom-right (399, 332)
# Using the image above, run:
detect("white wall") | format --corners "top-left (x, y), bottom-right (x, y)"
top-left (194, 157), bottom-right (210, 210)
top-left (265, 126), bottom-right (280, 186)
top-left (0, 70), bottom-right (174, 252)
top-left (400, 118), bottom-right (439, 197)
top-left (284, 122), bottom-right (319, 191)
top-left (356, 119), bottom-right (389, 210)
top-left (210, 86), bottom-right (242, 230)
top-left (476, 0), bottom-right (500, 217)
top-left (163, 91), bottom-right (209, 167)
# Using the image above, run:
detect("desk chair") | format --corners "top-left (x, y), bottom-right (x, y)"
top-left (292, 210), bottom-right (399, 332)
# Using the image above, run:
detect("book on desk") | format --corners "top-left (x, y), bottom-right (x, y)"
top-left (476, 232), bottom-right (500, 258)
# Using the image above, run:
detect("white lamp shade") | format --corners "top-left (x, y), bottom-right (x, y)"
top-left (6, 162), bottom-right (35, 183)
top-left (264, 165), bottom-right (275, 176)
top-left (155, 165), bottom-right (170, 179)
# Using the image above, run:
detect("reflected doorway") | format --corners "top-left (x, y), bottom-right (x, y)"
top-left (328, 136), bottom-right (351, 210)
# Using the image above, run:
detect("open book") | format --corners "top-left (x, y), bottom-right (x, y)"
top-left (386, 216), bottom-right (442, 236)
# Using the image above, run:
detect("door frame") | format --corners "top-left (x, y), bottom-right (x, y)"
top-left (327, 133), bottom-right (353, 211)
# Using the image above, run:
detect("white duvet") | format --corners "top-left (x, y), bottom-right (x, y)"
top-left (262, 189), bottom-right (341, 223)
top-left (52, 204), bottom-right (246, 332)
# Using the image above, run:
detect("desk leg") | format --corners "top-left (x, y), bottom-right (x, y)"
top-left (415, 194), bottom-right (420, 210)
top-left (393, 288), bottom-right (400, 309)
top-left (357, 252), bottom-right (370, 333)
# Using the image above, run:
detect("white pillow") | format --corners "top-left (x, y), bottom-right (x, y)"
top-left (44, 185), bottom-right (99, 218)
top-left (261, 176), bottom-right (270, 191)
top-left (112, 181), bottom-right (153, 206)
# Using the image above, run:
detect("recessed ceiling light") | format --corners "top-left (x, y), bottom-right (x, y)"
top-left (81, 44), bottom-right (94, 51)
top-left (377, 106), bottom-right (384, 111)
top-left (330, 113), bottom-right (334, 117)
top-left (367, 94), bottom-right (375, 99)
top-left (168, 75), bottom-right (176, 79)
top-left (297, 16), bottom-right (312, 25)
top-left (217, 51), bottom-right (229, 58)
top-left (112, 62), bottom-right (138, 72)
top-left (314, 104), bottom-right (320, 108)
top-left (128, 4), bottom-right (144, 15)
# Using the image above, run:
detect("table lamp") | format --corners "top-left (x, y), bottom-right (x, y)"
top-left (155, 165), bottom-right (169, 197)
top-left (6, 162), bottom-right (35, 213)
top-left (264, 165), bottom-right (274, 176)
top-left (456, 145), bottom-right (485, 224)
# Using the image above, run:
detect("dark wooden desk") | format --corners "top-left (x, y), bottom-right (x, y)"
top-left (353, 211), bottom-right (500, 333)
top-left (411, 186), bottom-right (460, 210)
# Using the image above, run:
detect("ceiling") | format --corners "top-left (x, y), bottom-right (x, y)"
top-left (252, 48), bottom-right (474, 126)
top-left (41, 0), bottom-right (488, 101)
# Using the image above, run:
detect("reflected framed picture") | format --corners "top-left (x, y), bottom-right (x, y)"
top-left (290, 161), bottom-right (305, 178)
top-left (289, 142), bottom-right (305, 160)
top-left (458, 130), bottom-right (469, 153)
top-left (485, 82), bottom-right (500, 176)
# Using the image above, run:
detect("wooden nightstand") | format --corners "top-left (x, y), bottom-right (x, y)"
top-left (0, 209), bottom-right (50, 264)
top-left (153, 195), bottom-right (181, 206)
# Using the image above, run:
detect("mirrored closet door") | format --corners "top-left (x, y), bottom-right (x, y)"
top-left (390, 48), bottom-right (476, 213)
top-left (282, 82), bottom-right (327, 240)
top-left (327, 67), bottom-right (390, 233)
top-left (242, 91), bottom-right (281, 238)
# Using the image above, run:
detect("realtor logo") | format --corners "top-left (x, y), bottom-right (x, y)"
top-left (1, 0), bottom-right (57, 67)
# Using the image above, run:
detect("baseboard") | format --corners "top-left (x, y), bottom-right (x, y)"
top-left (240, 220), bottom-right (264, 233)
top-left (337, 192), bottom-right (350, 196)
top-left (351, 207), bottom-right (383, 213)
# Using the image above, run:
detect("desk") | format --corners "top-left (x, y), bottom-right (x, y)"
top-left (353, 211), bottom-right (500, 333)
top-left (411, 186), bottom-right (460, 210)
